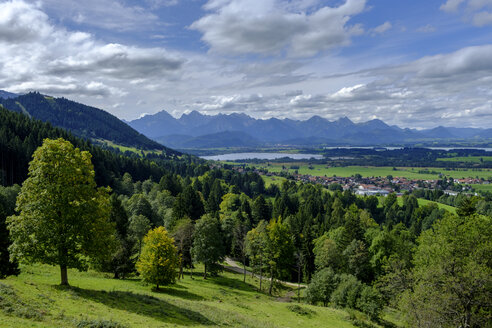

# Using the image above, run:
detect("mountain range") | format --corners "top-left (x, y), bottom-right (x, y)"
top-left (1, 89), bottom-right (489, 151)
top-left (129, 110), bottom-right (492, 148)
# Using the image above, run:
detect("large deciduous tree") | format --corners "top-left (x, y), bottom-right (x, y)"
top-left (264, 217), bottom-right (295, 295)
top-left (7, 138), bottom-right (115, 285)
top-left (400, 213), bottom-right (491, 328)
top-left (171, 218), bottom-right (194, 279)
top-left (191, 214), bottom-right (224, 278)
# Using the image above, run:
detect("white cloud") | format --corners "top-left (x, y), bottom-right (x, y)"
top-left (185, 44), bottom-right (492, 128)
top-left (191, 0), bottom-right (367, 57)
top-left (416, 24), bottom-right (436, 33)
top-left (40, 0), bottom-right (159, 31)
top-left (441, 0), bottom-right (492, 26)
top-left (1, 0), bottom-right (491, 129)
top-left (472, 10), bottom-right (492, 25)
top-left (0, 0), bottom-right (184, 99)
top-left (440, 0), bottom-right (466, 12)
top-left (371, 21), bottom-right (392, 35)
top-left (330, 84), bottom-right (365, 99)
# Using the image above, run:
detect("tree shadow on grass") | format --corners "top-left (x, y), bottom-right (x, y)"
top-left (54, 286), bottom-right (214, 326)
top-left (202, 274), bottom-right (257, 294)
top-left (152, 286), bottom-right (204, 301)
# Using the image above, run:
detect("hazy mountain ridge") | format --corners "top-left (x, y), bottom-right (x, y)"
top-left (0, 90), bottom-right (19, 99)
top-left (0, 91), bottom-right (171, 152)
top-left (130, 109), bottom-right (490, 148)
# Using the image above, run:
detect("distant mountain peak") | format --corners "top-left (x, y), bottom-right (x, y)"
top-left (181, 110), bottom-right (204, 119)
top-left (307, 115), bottom-right (327, 123)
top-left (127, 109), bottom-right (489, 148)
top-left (336, 116), bottom-right (354, 126)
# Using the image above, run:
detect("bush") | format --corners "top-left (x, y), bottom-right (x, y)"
top-left (330, 274), bottom-right (362, 308)
top-left (136, 227), bottom-right (180, 289)
top-left (306, 267), bottom-right (338, 306)
top-left (76, 318), bottom-right (127, 328)
top-left (356, 286), bottom-right (383, 320)
top-left (287, 304), bottom-right (316, 316)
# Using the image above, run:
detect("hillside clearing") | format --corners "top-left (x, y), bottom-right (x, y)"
top-left (0, 264), bottom-right (397, 328)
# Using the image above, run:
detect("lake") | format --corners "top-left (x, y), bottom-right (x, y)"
top-left (201, 152), bottom-right (324, 161)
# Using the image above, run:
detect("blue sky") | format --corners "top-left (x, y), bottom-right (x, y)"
top-left (0, 0), bottom-right (491, 128)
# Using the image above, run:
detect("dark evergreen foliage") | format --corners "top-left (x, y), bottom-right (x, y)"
top-left (0, 92), bottom-right (166, 150)
top-left (0, 107), bottom-right (206, 188)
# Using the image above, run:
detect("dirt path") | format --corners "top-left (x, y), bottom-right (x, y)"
top-left (223, 257), bottom-right (307, 289)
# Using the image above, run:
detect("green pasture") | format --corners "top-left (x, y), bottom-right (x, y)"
top-left (437, 156), bottom-right (492, 163)
top-left (470, 184), bottom-right (492, 193)
top-left (0, 263), bottom-right (399, 328)
top-left (236, 162), bottom-right (492, 180)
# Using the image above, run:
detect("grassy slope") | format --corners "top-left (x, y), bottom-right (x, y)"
top-left (393, 197), bottom-right (457, 214)
top-left (0, 264), bottom-right (392, 328)
top-left (262, 175), bottom-right (287, 187)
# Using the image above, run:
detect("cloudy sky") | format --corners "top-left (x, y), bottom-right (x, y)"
top-left (0, 0), bottom-right (491, 128)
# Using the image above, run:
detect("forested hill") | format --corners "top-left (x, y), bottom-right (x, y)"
top-left (0, 107), bottom-right (206, 188)
top-left (0, 92), bottom-right (167, 151)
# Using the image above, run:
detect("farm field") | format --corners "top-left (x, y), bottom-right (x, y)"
top-left (470, 184), bottom-right (492, 193)
top-left (242, 163), bottom-right (492, 180)
top-left (437, 156), bottom-right (492, 163)
top-left (0, 264), bottom-right (399, 328)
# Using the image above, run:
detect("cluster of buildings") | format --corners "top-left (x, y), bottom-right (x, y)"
top-left (233, 166), bottom-right (488, 196)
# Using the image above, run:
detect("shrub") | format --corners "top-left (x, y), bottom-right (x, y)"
top-left (330, 274), bottom-right (362, 308)
top-left (76, 318), bottom-right (127, 328)
top-left (306, 267), bottom-right (339, 306)
top-left (136, 227), bottom-right (180, 289)
top-left (356, 285), bottom-right (383, 320)
top-left (287, 304), bottom-right (316, 316)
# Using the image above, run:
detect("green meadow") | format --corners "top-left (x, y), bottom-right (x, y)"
top-left (0, 264), bottom-right (400, 328)
top-left (392, 197), bottom-right (457, 214)
top-left (470, 184), bottom-right (492, 193)
top-left (437, 156), bottom-right (492, 163)
top-left (246, 163), bottom-right (492, 180)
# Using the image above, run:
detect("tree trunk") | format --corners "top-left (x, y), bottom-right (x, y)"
top-left (268, 267), bottom-right (274, 296)
top-left (179, 262), bottom-right (183, 280)
top-left (190, 265), bottom-right (193, 279)
top-left (156, 283), bottom-right (159, 290)
top-left (243, 254), bottom-right (246, 282)
top-left (59, 245), bottom-right (69, 286)
top-left (259, 258), bottom-right (263, 292)
top-left (203, 263), bottom-right (207, 279)
top-left (297, 265), bottom-right (301, 303)
top-left (60, 264), bottom-right (69, 286)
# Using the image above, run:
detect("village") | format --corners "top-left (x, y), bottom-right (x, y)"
top-left (224, 164), bottom-right (488, 197)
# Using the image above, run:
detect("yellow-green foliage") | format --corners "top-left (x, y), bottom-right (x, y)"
top-left (7, 138), bottom-right (114, 285)
top-left (137, 227), bottom-right (180, 288)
